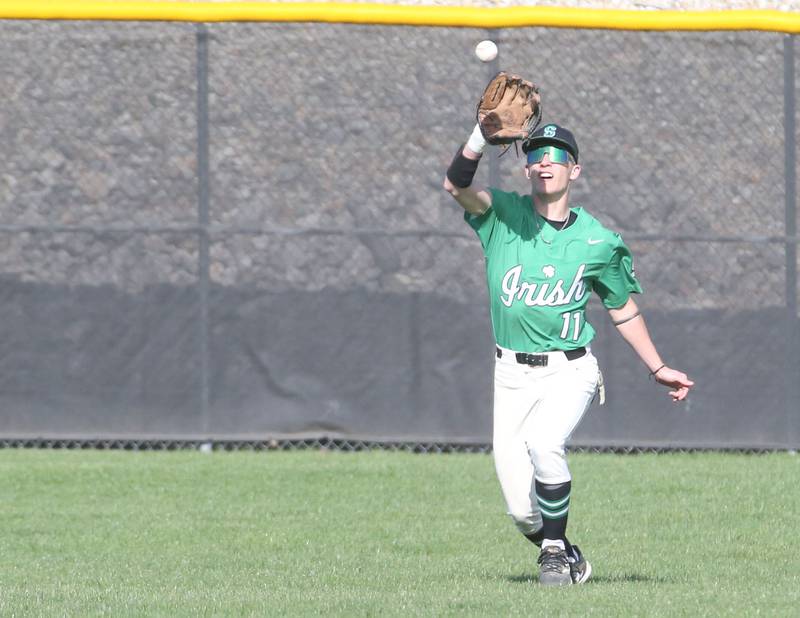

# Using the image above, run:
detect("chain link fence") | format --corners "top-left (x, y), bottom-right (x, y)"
top-left (0, 437), bottom-right (788, 455)
top-left (0, 21), bottom-right (797, 449)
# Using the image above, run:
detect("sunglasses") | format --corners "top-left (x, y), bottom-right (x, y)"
top-left (526, 145), bottom-right (571, 165)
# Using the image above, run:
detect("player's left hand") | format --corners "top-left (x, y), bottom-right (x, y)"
top-left (653, 367), bottom-right (694, 402)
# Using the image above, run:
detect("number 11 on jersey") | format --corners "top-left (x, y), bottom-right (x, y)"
top-left (560, 311), bottom-right (583, 341)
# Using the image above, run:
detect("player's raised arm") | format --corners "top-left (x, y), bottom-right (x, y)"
top-left (607, 297), bottom-right (695, 402)
top-left (442, 124), bottom-right (493, 216)
top-left (444, 72), bottom-right (542, 217)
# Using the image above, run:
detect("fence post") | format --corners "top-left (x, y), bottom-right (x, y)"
top-left (486, 29), bottom-right (501, 190)
top-left (784, 34), bottom-right (798, 449)
top-left (196, 23), bottom-right (211, 435)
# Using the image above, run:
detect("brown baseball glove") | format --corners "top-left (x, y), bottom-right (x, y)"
top-left (476, 71), bottom-right (542, 146)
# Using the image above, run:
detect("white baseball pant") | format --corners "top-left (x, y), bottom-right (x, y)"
top-left (492, 345), bottom-right (600, 536)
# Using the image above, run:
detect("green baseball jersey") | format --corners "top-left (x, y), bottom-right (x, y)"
top-left (465, 188), bottom-right (642, 353)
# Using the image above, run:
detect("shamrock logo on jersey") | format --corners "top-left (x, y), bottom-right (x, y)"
top-left (542, 265), bottom-right (556, 278)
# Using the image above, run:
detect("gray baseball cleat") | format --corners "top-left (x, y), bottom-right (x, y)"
top-left (537, 545), bottom-right (572, 586)
top-left (568, 544), bottom-right (592, 584)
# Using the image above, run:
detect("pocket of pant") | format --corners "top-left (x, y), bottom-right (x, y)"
top-left (494, 361), bottom-right (526, 389)
top-left (574, 356), bottom-right (600, 393)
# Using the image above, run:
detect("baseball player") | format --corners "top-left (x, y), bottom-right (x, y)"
top-left (442, 120), bottom-right (694, 585)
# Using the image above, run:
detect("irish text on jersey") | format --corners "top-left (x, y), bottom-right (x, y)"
top-left (500, 264), bottom-right (588, 308)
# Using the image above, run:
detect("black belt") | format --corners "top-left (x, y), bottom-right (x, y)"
top-left (496, 346), bottom-right (586, 367)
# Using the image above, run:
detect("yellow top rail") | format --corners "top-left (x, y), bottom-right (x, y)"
top-left (1, 1), bottom-right (800, 33)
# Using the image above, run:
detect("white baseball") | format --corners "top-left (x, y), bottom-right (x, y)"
top-left (475, 40), bottom-right (498, 62)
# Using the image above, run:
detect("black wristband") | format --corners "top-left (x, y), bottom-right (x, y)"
top-left (446, 144), bottom-right (481, 188)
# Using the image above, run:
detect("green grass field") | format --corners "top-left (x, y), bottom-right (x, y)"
top-left (0, 449), bottom-right (798, 616)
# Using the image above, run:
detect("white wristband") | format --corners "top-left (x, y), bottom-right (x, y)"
top-left (466, 123), bottom-right (487, 154)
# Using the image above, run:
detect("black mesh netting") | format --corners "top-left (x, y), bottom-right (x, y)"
top-left (0, 22), bottom-right (797, 448)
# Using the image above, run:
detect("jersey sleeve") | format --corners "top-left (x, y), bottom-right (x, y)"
top-left (462, 189), bottom-right (518, 252)
top-left (463, 206), bottom-right (496, 251)
top-left (592, 234), bottom-right (643, 309)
